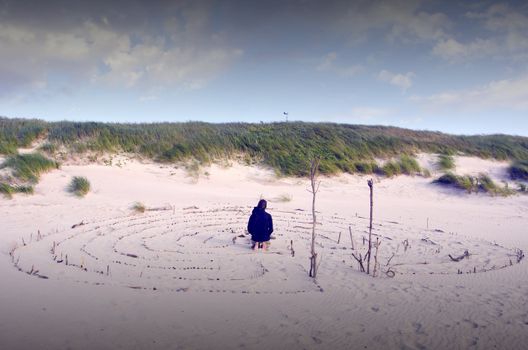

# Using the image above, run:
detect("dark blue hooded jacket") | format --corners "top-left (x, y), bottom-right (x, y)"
top-left (247, 207), bottom-right (273, 242)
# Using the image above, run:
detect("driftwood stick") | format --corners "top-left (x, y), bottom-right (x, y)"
top-left (367, 179), bottom-right (374, 274)
top-left (308, 158), bottom-right (320, 278)
top-left (385, 252), bottom-right (395, 266)
top-left (349, 226), bottom-right (354, 250)
top-left (373, 237), bottom-right (380, 277)
top-left (516, 249), bottom-right (525, 263)
top-left (351, 252), bottom-right (365, 272)
top-left (337, 231), bottom-right (341, 244)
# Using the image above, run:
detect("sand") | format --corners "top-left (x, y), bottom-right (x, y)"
top-left (1, 154), bottom-right (527, 349)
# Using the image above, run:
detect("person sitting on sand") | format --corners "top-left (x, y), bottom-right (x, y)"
top-left (247, 199), bottom-right (274, 250)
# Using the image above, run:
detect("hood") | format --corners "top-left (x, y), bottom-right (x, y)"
top-left (252, 207), bottom-right (265, 214)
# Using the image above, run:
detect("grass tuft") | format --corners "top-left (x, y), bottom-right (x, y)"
top-left (509, 160), bottom-right (528, 181)
top-left (69, 176), bottom-right (90, 197)
top-left (437, 154), bottom-right (455, 171)
top-left (377, 155), bottom-right (421, 177)
top-left (273, 194), bottom-right (292, 202)
top-left (132, 202), bottom-right (146, 213)
top-left (1, 153), bottom-right (59, 183)
top-left (434, 172), bottom-right (515, 196)
top-left (39, 142), bottom-right (58, 154)
top-left (0, 182), bottom-right (34, 199)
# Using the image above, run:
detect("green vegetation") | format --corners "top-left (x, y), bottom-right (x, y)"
top-left (378, 155), bottom-right (421, 177)
top-left (0, 142), bottom-right (17, 155)
top-left (433, 172), bottom-right (515, 196)
top-left (1, 153), bottom-right (59, 183)
top-left (437, 154), bottom-right (455, 171)
top-left (509, 160), bottom-right (528, 181)
top-left (0, 182), bottom-right (34, 199)
top-left (69, 176), bottom-right (90, 197)
top-left (422, 168), bottom-right (431, 178)
top-left (273, 193), bottom-right (292, 202)
top-left (39, 142), bottom-right (58, 154)
top-left (2, 117), bottom-right (528, 177)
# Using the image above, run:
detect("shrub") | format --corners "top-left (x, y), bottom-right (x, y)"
top-left (1, 153), bottom-right (59, 183)
top-left (69, 176), bottom-right (90, 196)
top-left (518, 183), bottom-right (527, 192)
top-left (438, 154), bottom-right (455, 171)
top-left (509, 160), bottom-right (528, 181)
top-left (132, 202), bottom-right (146, 213)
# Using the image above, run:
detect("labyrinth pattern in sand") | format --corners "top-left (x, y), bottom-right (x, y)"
top-left (11, 205), bottom-right (520, 293)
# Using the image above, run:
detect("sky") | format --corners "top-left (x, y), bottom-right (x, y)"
top-left (1, 0), bottom-right (528, 136)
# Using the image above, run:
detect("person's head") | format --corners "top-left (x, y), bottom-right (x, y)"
top-left (257, 199), bottom-right (267, 210)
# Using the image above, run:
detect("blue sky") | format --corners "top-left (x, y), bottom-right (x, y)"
top-left (1, 0), bottom-right (528, 136)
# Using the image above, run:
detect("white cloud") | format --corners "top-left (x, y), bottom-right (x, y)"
top-left (331, 0), bottom-right (450, 45)
top-left (410, 76), bottom-right (528, 111)
top-left (0, 18), bottom-right (242, 97)
top-left (316, 52), bottom-right (363, 77)
top-left (433, 3), bottom-right (528, 61)
top-left (378, 70), bottom-right (415, 91)
top-left (432, 37), bottom-right (498, 61)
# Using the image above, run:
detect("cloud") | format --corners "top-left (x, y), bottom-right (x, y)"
top-left (328, 0), bottom-right (450, 44)
top-left (410, 76), bottom-right (528, 111)
top-left (0, 2), bottom-right (242, 97)
top-left (433, 3), bottom-right (528, 61)
top-left (432, 38), bottom-right (498, 61)
top-left (378, 70), bottom-right (415, 91)
top-left (316, 52), bottom-right (363, 77)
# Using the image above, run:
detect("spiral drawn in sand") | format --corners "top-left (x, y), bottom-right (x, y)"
top-left (11, 205), bottom-right (520, 293)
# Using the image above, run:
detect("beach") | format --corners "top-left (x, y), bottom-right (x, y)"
top-left (1, 155), bottom-right (527, 349)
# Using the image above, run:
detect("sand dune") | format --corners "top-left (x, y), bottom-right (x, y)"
top-left (1, 155), bottom-right (527, 349)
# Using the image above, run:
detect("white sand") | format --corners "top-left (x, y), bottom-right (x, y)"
top-left (1, 156), bottom-right (527, 349)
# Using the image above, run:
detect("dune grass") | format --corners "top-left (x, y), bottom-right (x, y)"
top-left (377, 155), bottom-right (421, 177)
top-left (0, 142), bottom-right (17, 155)
top-left (434, 172), bottom-right (515, 196)
top-left (132, 201), bottom-right (146, 213)
top-left (38, 142), bottom-right (58, 154)
top-left (2, 117), bottom-right (528, 177)
top-left (69, 176), bottom-right (90, 197)
top-left (273, 193), bottom-right (292, 202)
top-left (509, 160), bottom-right (528, 181)
top-left (437, 154), bottom-right (455, 171)
top-left (1, 153), bottom-right (59, 183)
top-left (0, 182), bottom-right (34, 199)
